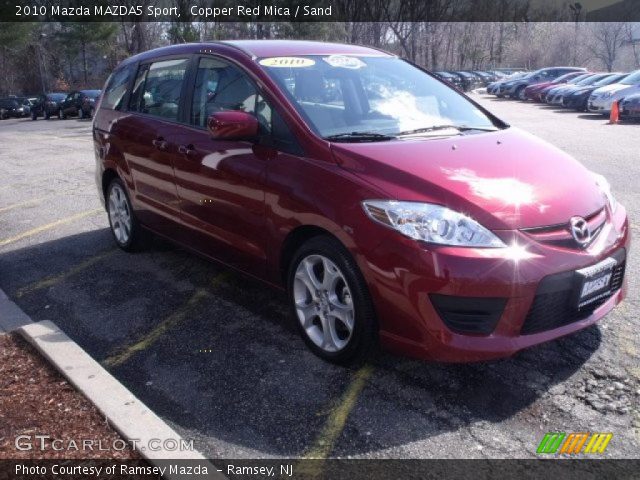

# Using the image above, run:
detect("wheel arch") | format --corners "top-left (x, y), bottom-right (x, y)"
top-left (279, 225), bottom-right (344, 285)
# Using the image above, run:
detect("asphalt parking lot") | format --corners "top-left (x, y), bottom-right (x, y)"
top-left (0, 96), bottom-right (638, 459)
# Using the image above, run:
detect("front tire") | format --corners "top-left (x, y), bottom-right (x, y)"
top-left (58, 109), bottom-right (65, 120)
top-left (106, 178), bottom-right (147, 252)
top-left (288, 236), bottom-right (378, 365)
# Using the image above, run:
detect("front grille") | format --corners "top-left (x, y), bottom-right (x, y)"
top-left (430, 294), bottom-right (507, 335)
top-left (521, 208), bottom-right (606, 249)
top-left (521, 252), bottom-right (625, 335)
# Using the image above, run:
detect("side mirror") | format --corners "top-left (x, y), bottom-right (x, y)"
top-left (207, 111), bottom-right (259, 141)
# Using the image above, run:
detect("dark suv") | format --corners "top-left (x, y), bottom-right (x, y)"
top-left (59, 90), bottom-right (102, 119)
top-left (31, 93), bottom-right (68, 120)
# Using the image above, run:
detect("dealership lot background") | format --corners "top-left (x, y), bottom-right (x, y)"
top-left (0, 95), bottom-right (638, 458)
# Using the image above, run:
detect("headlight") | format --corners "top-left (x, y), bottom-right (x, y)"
top-left (362, 200), bottom-right (505, 248)
top-left (593, 173), bottom-right (618, 213)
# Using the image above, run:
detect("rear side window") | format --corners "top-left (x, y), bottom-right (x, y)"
top-left (102, 64), bottom-right (135, 110)
top-left (128, 58), bottom-right (189, 121)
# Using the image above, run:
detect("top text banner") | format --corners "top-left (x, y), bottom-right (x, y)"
top-left (2, 0), bottom-right (640, 22)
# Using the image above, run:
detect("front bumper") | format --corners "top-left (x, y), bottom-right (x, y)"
top-left (564, 94), bottom-right (589, 110)
top-left (588, 96), bottom-right (614, 113)
top-left (364, 206), bottom-right (630, 362)
top-left (620, 102), bottom-right (640, 119)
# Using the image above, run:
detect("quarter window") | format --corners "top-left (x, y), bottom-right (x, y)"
top-left (102, 64), bottom-right (135, 110)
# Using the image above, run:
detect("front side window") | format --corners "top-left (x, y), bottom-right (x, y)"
top-left (259, 55), bottom-right (497, 139)
top-left (102, 64), bottom-right (135, 110)
top-left (129, 58), bottom-right (189, 121)
top-left (191, 57), bottom-right (300, 152)
top-left (191, 57), bottom-right (258, 127)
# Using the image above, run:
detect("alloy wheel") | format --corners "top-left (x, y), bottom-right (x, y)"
top-left (293, 254), bottom-right (355, 353)
top-left (108, 184), bottom-right (132, 245)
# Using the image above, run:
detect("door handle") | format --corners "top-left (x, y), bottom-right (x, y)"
top-left (178, 144), bottom-right (195, 155)
top-left (152, 137), bottom-right (168, 150)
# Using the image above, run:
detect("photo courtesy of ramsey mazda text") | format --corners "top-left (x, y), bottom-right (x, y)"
top-left (93, 40), bottom-right (629, 365)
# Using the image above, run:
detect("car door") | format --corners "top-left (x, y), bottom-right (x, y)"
top-left (114, 57), bottom-right (190, 234)
top-left (62, 92), bottom-right (74, 115)
top-left (166, 55), bottom-right (281, 277)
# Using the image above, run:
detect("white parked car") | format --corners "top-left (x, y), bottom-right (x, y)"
top-left (588, 70), bottom-right (640, 114)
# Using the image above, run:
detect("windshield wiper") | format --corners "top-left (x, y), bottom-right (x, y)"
top-left (324, 131), bottom-right (395, 142)
top-left (397, 125), bottom-right (499, 137)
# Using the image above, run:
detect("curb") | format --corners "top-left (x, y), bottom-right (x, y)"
top-left (0, 286), bottom-right (220, 473)
top-left (15, 318), bottom-right (224, 479)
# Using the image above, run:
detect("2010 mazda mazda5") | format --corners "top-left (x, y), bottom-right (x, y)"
top-left (93, 41), bottom-right (629, 364)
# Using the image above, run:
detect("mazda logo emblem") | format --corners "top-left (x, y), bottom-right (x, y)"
top-left (569, 216), bottom-right (591, 247)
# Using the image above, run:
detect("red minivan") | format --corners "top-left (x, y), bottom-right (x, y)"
top-left (94, 41), bottom-right (629, 364)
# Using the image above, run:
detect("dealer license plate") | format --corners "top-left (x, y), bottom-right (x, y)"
top-left (575, 257), bottom-right (617, 309)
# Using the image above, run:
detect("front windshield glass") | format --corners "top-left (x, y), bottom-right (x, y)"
top-left (259, 55), bottom-right (497, 139)
top-left (595, 74), bottom-right (625, 86)
top-left (49, 93), bottom-right (66, 101)
top-left (621, 70), bottom-right (640, 85)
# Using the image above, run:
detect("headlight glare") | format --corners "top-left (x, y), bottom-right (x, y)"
top-left (593, 173), bottom-right (618, 213)
top-left (362, 200), bottom-right (505, 248)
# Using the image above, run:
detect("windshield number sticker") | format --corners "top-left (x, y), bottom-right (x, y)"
top-left (322, 55), bottom-right (366, 69)
top-left (259, 57), bottom-right (315, 68)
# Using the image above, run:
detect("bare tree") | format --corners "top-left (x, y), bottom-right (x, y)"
top-left (588, 22), bottom-right (627, 71)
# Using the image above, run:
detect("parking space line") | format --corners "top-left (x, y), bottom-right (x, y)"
top-left (103, 273), bottom-right (230, 368)
top-left (303, 364), bottom-right (374, 460)
top-left (0, 208), bottom-right (103, 247)
top-left (0, 197), bottom-right (47, 213)
top-left (15, 249), bottom-right (117, 298)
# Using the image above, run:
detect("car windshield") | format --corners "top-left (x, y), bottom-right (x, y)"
top-left (578, 74), bottom-right (607, 85)
top-left (0, 98), bottom-right (17, 107)
top-left (595, 74), bottom-right (626, 86)
top-left (620, 70), bottom-right (640, 85)
top-left (48, 93), bottom-right (67, 101)
top-left (554, 72), bottom-right (580, 83)
top-left (82, 90), bottom-right (101, 98)
top-left (259, 55), bottom-right (497, 139)
top-left (569, 74), bottom-right (592, 84)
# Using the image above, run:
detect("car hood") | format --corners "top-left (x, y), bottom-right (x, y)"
top-left (332, 127), bottom-right (605, 230)
top-left (592, 83), bottom-right (630, 96)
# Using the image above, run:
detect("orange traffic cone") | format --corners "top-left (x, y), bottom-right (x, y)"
top-left (609, 100), bottom-right (619, 124)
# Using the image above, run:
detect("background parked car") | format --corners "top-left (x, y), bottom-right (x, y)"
top-left (620, 92), bottom-right (640, 120)
top-left (447, 71), bottom-right (481, 91)
top-left (562, 73), bottom-right (627, 111)
top-left (543, 73), bottom-right (594, 103)
top-left (588, 69), bottom-right (640, 115)
top-left (523, 71), bottom-right (584, 101)
top-left (31, 92), bottom-right (67, 120)
top-left (0, 97), bottom-right (30, 119)
top-left (59, 90), bottom-right (102, 119)
top-left (433, 71), bottom-right (464, 91)
top-left (547, 73), bottom-right (612, 106)
top-left (487, 71), bottom-right (528, 96)
top-left (502, 66), bottom-right (586, 99)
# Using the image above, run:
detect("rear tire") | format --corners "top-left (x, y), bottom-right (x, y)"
top-left (106, 178), bottom-right (148, 252)
top-left (287, 235), bottom-right (378, 365)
